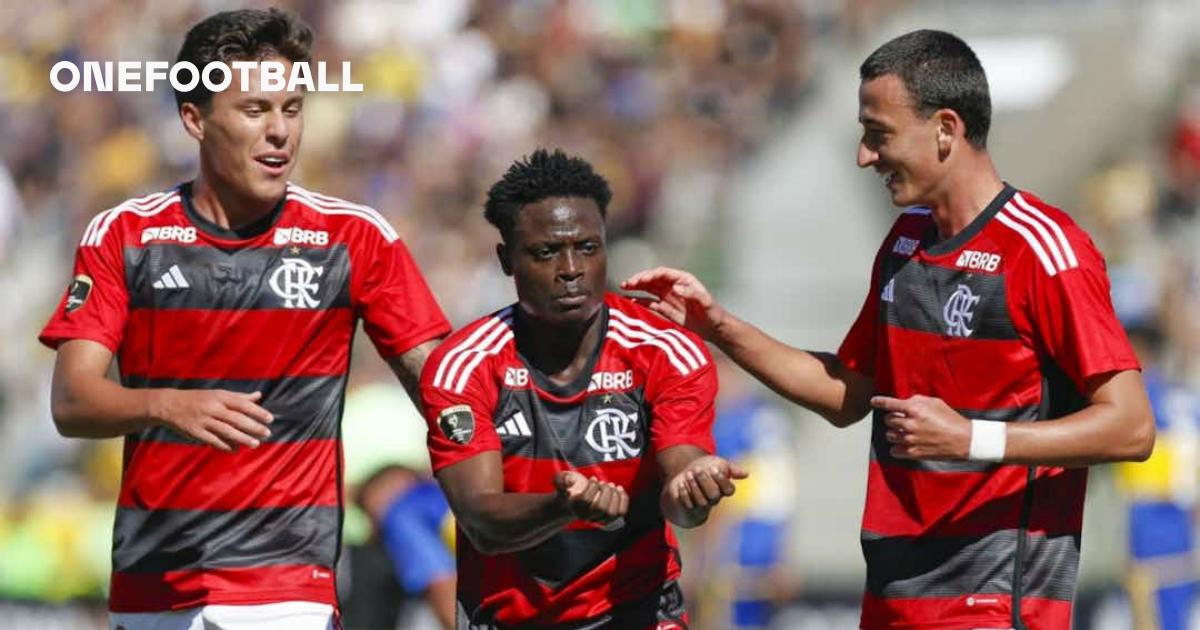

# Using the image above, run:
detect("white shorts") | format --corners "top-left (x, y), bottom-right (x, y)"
top-left (110, 601), bottom-right (337, 630)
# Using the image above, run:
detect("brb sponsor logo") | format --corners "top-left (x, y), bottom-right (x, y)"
top-left (274, 227), bottom-right (329, 247)
top-left (504, 367), bottom-right (529, 387)
top-left (943, 284), bottom-right (981, 337)
top-left (587, 370), bottom-right (634, 392)
top-left (955, 249), bottom-right (1002, 272)
top-left (586, 407), bottom-right (642, 462)
top-left (269, 257), bottom-right (324, 308)
top-left (141, 226), bottom-right (197, 244)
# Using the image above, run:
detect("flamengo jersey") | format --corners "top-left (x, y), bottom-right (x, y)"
top-left (421, 293), bottom-right (716, 629)
top-left (838, 185), bottom-right (1140, 630)
top-left (39, 182), bottom-right (450, 612)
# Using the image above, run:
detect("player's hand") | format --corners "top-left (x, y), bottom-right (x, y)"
top-left (554, 470), bottom-right (629, 528)
top-left (620, 267), bottom-right (726, 341)
top-left (871, 395), bottom-right (972, 460)
top-left (149, 389), bottom-right (274, 451)
top-left (664, 455), bottom-right (749, 515)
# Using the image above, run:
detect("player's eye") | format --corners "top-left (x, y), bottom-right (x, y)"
top-left (578, 241), bottom-right (600, 255)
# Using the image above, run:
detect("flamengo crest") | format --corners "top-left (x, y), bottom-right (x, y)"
top-left (269, 257), bottom-right (324, 308)
top-left (943, 284), bottom-right (980, 337)
top-left (585, 407), bottom-right (642, 462)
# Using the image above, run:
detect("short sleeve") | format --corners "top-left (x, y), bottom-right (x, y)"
top-left (837, 247), bottom-right (885, 377)
top-left (420, 345), bottom-right (501, 473)
top-left (355, 231), bottom-right (451, 358)
top-left (39, 225), bottom-right (129, 353)
top-left (1021, 229), bottom-right (1140, 390)
top-left (645, 341), bottom-right (719, 454)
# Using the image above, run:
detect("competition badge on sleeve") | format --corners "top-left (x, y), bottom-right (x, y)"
top-left (438, 405), bottom-right (476, 445)
top-left (65, 274), bottom-right (93, 314)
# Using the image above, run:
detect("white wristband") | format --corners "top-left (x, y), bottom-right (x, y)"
top-left (968, 419), bottom-right (1007, 462)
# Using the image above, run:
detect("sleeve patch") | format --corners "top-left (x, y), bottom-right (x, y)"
top-left (438, 405), bottom-right (476, 445)
top-left (65, 274), bottom-right (94, 314)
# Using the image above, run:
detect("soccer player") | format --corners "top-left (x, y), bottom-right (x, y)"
top-left (623, 29), bottom-right (1155, 630)
top-left (39, 9), bottom-right (449, 630)
top-left (420, 148), bottom-right (747, 628)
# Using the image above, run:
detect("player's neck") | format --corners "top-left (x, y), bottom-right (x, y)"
top-left (927, 155), bottom-right (1004, 242)
top-left (190, 172), bottom-right (279, 231)
top-left (515, 307), bottom-right (605, 387)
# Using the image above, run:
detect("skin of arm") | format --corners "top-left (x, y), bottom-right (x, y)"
top-left (875, 369), bottom-right (1155, 466)
top-left (434, 451), bottom-right (628, 555)
top-left (51, 338), bottom-right (273, 450)
top-left (386, 339), bottom-right (442, 408)
top-left (622, 267), bottom-right (874, 428)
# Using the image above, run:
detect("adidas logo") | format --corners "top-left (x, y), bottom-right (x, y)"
top-left (495, 411), bottom-right (532, 437)
top-left (152, 265), bottom-right (190, 289)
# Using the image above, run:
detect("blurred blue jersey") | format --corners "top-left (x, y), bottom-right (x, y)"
top-left (380, 480), bottom-right (455, 595)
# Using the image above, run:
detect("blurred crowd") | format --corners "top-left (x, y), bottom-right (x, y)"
top-left (0, 0), bottom-right (905, 613)
top-left (1083, 75), bottom-right (1200, 629)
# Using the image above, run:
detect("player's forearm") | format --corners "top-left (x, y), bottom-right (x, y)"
top-left (51, 373), bottom-right (159, 438)
top-left (712, 315), bottom-right (872, 427)
top-left (1001, 372), bottom-right (1154, 466)
top-left (1004, 404), bottom-right (1154, 467)
top-left (456, 492), bottom-right (574, 555)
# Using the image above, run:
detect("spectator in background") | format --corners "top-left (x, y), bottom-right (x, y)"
top-left (1118, 324), bottom-right (1200, 630)
top-left (351, 465), bottom-right (456, 630)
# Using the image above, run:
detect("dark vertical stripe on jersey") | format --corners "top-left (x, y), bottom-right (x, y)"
top-left (125, 243), bottom-right (352, 310)
top-left (878, 260), bottom-right (1018, 340)
top-left (124, 374), bottom-right (346, 443)
top-left (112, 505), bottom-right (340, 573)
top-left (117, 439), bottom-right (339, 511)
top-left (120, 307), bottom-right (355, 380)
top-left (862, 529), bottom-right (1078, 601)
top-left (869, 405), bottom-right (1039, 473)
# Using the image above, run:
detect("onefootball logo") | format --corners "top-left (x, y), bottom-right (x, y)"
top-left (50, 60), bottom-right (362, 93)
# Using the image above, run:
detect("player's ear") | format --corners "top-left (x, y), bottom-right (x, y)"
top-left (934, 108), bottom-right (958, 160)
top-left (179, 102), bottom-right (205, 141)
top-left (496, 242), bottom-right (513, 276)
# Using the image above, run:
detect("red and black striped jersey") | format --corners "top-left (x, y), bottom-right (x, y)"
top-left (421, 293), bottom-right (715, 628)
top-left (39, 182), bottom-right (450, 613)
top-left (838, 185), bottom-right (1140, 630)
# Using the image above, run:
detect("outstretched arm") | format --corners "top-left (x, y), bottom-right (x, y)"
top-left (623, 267), bottom-right (873, 427)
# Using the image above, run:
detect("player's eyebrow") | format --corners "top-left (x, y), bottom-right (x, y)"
top-left (859, 113), bottom-right (889, 129)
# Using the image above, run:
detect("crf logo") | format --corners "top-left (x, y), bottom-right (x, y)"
top-left (269, 257), bottom-right (324, 308)
top-left (943, 284), bottom-right (980, 337)
top-left (585, 408), bottom-right (642, 462)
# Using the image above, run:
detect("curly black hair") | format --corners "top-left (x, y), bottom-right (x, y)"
top-left (484, 148), bottom-right (613, 243)
top-left (174, 8), bottom-right (313, 110)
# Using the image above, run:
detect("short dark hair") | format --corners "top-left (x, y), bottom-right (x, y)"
top-left (484, 148), bottom-right (613, 242)
top-left (174, 8), bottom-right (313, 110)
top-left (860, 29), bottom-right (991, 148)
